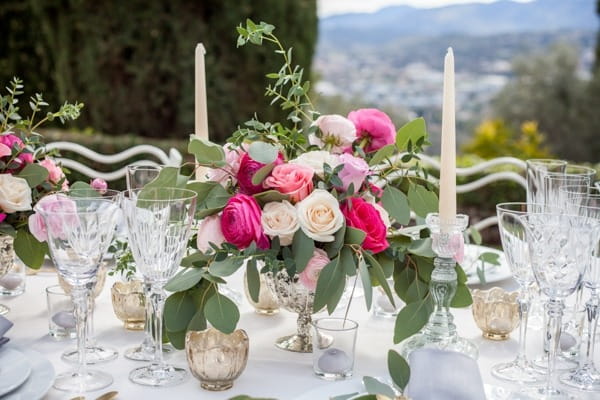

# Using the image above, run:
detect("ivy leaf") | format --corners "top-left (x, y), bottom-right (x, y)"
top-left (393, 298), bottom-right (434, 344)
top-left (246, 258), bottom-right (260, 303)
top-left (165, 267), bottom-right (204, 292)
top-left (204, 292), bottom-right (240, 334)
top-left (188, 136), bottom-right (226, 167)
top-left (164, 291), bottom-right (196, 332)
top-left (396, 117), bottom-right (427, 152)
top-left (292, 229), bottom-right (314, 273)
top-left (14, 229), bottom-right (47, 269)
top-left (381, 186), bottom-right (410, 225)
top-left (407, 183), bottom-right (438, 218)
top-left (388, 350), bottom-right (411, 390)
top-left (248, 141), bottom-right (278, 164)
top-left (17, 163), bottom-right (48, 187)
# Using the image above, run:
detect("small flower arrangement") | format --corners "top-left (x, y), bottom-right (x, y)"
top-left (0, 77), bottom-right (83, 268)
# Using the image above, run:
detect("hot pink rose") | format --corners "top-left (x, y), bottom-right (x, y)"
top-left (17, 153), bottom-right (33, 165)
top-left (337, 153), bottom-right (370, 193)
top-left (299, 248), bottom-right (330, 290)
top-left (197, 214), bottom-right (225, 252)
top-left (39, 158), bottom-right (65, 184)
top-left (347, 109), bottom-right (396, 152)
top-left (208, 144), bottom-right (244, 185)
top-left (0, 133), bottom-right (24, 149)
top-left (264, 164), bottom-right (314, 203)
top-left (236, 152), bottom-right (283, 195)
top-left (0, 144), bottom-right (11, 158)
top-left (29, 194), bottom-right (79, 242)
top-left (220, 194), bottom-right (269, 250)
top-left (90, 178), bottom-right (108, 193)
top-left (341, 197), bottom-right (389, 254)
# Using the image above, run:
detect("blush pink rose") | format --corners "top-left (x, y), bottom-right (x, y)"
top-left (341, 197), bottom-right (389, 254)
top-left (208, 143), bottom-right (244, 185)
top-left (196, 214), bottom-right (225, 252)
top-left (29, 194), bottom-right (79, 242)
top-left (299, 248), bottom-right (330, 290)
top-left (264, 164), bottom-right (314, 203)
top-left (90, 178), bottom-right (107, 193)
top-left (220, 194), bottom-right (269, 250)
top-left (0, 144), bottom-right (11, 157)
top-left (236, 152), bottom-right (283, 195)
top-left (39, 158), bottom-right (65, 184)
top-left (347, 109), bottom-right (396, 152)
top-left (337, 153), bottom-right (370, 193)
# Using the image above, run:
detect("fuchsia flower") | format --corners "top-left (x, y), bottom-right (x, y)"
top-left (0, 144), bottom-right (11, 158)
top-left (347, 109), bottom-right (396, 152)
top-left (236, 152), bottom-right (283, 195)
top-left (264, 164), bottom-right (314, 203)
top-left (299, 248), bottom-right (330, 290)
top-left (0, 133), bottom-right (33, 167)
top-left (341, 197), bottom-right (389, 254)
top-left (0, 213), bottom-right (6, 223)
top-left (220, 194), bottom-right (269, 250)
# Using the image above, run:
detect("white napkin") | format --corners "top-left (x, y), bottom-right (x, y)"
top-left (406, 348), bottom-right (486, 400)
top-left (0, 314), bottom-right (13, 347)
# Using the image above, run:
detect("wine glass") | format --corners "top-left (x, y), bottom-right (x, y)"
top-left (525, 159), bottom-right (567, 206)
top-left (35, 194), bottom-right (120, 392)
top-left (123, 164), bottom-right (165, 362)
top-left (491, 203), bottom-right (544, 383)
top-left (560, 187), bottom-right (600, 391)
top-left (519, 212), bottom-right (599, 399)
top-left (121, 187), bottom-right (196, 386)
top-left (61, 189), bottom-right (121, 365)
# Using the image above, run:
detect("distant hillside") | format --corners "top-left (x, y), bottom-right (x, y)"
top-left (319, 0), bottom-right (597, 44)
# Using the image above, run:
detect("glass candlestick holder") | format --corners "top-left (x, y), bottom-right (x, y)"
top-left (399, 213), bottom-right (478, 360)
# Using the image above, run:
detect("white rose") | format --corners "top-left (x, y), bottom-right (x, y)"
top-left (296, 189), bottom-right (344, 242)
top-left (310, 114), bottom-right (357, 153)
top-left (261, 201), bottom-right (299, 246)
top-left (0, 174), bottom-right (32, 213)
top-left (290, 151), bottom-right (340, 179)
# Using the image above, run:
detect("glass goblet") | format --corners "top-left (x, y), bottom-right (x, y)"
top-left (491, 203), bottom-right (544, 383)
top-left (525, 159), bottom-right (567, 206)
top-left (520, 212), bottom-right (599, 399)
top-left (36, 194), bottom-right (120, 392)
top-left (121, 187), bottom-right (196, 387)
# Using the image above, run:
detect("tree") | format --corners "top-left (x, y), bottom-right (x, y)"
top-left (0, 1), bottom-right (318, 142)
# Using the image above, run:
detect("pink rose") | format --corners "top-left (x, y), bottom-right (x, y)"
top-left (220, 194), bottom-right (269, 250)
top-left (197, 214), bottom-right (225, 252)
top-left (236, 152), bottom-right (283, 195)
top-left (310, 114), bottom-right (357, 153)
top-left (30, 194), bottom-right (79, 242)
top-left (299, 248), bottom-right (330, 290)
top-left (368, 183), bottom-right (383, 200)
top-left (208, 144), bottom-right (244, 185)
top-left (39, 158), bottom-right (66, 184)
top-left (0, 144), bottom-right (11, 158)
top-left (0, 213), bottom-right (6, 223)
top-left (337, 153), bottom-right (370, 193)
top-left (264, 164), bottom-right (314, 203)
top-left (347, 109), bottom-right (396, 152)
top-left (90, 178), bottom-right (108, 193)
top-left (341, 197), bottom-right (389, 254)
top-left (17, 152), bottom-right (33, 165)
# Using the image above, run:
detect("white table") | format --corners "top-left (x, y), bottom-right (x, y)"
top-left (3, 268), bottom-right (598, 399)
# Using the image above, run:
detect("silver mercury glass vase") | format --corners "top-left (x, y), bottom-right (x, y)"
top-left (399, 213), bottom-right (478, 360)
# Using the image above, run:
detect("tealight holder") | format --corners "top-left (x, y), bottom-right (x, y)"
top-left (312, 317), bottom-right (358, 380)
top-left (399, 213), bottom-right (478, 359)
top-left (243, 270), bottom-right (279, 315)
top-left (472, 287), bottom-right (519, 340)
top-left (111, 280), bottom-right (146, 330)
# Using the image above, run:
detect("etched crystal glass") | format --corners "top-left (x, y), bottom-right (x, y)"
top-left (121, 187), bottom-right (196, 387)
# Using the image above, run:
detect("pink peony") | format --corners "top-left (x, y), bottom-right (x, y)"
top-left (341, 197), bottom-right (389, 254)
top-left (220, 194), bottom-right (269, 250)
top-left (0, 133), bottom-right (24, 150)
top-left (236, 152), bottom-right (283, 195)
top-left (337, 153), bottom-right (370, 193)
top-left (299, 248), bottom-right (330, 290)
top-left (0, 213), bottom-right (6, 223)
top-left (196, 214), bottom-right (225, 252)
top-left (310, 114), bottom-right (357, 153)
top-left (29, 194), bottom-right (79, 242)
top-left (39, 158), bottom-right (65, 184)
top-left (90, 178), bottom-right (108, 193)
top-left (347, 109), bottom-right (396, 152)
top-left (17, 153), bottom-right (33, 165)
top-left (208, 143), bottom-right (244, 185)
top-left (0, 144), bottom-right (11, 158)
top-left (264, 164), bottom-right (314, 203)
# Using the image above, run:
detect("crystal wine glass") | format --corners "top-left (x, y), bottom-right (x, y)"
top-left (560, 187), bottom-right (600, 391)
top-left (491, 202), bottom-right (544, 383)
top-left (36, 194), bottom-right (120, 392)
top-left (121, 187), bottom-right (196, 386)
top-left (519, 212), bottom-right (599, 399)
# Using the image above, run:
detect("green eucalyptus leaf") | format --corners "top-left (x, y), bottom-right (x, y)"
top-left (381, 186), bottom-right (410, 225)
top-left (407, 238), bottom-right (436, 258)
top-left (468, 226), bottom-right (482, 245)
top-left (414, 255), bottom-right (435, 282)
top-left (188, 137), bottom-right (226, 167)
top-left (405, 278), bottom-right (429, 303)
top-left (394, 266), bottom-right (416, 302)
top-left (345, 226), bottom-right (366, 246)
top-left (181, 251), bottom-right (211, 267)
top-left (364, 252), bottom-right (395, 308)
top-left (204, 292), bottom-right (240, 334)
top-left (368, 144), bottom-right (396, 166)
top-left (164, 291), bottom-right (196, 332)
top-left (451, 284), bottom-right (473, 307)
top-left (165, 267), bottom-right (204, 292)
top-left (166, 329), bottom-right (186, 350)
top-left (187, 309), bottom-right (207, 331)
top-left (248, 142), bottom-right (278, 164)
top-left (253, 190), bottom-right (289, 205)
top-left (313, 258), bottom-right (343, 313)
top-left (393, 298), bottom-right (434, 344)
top-left (396, 117), bottom-right (427, 152)
top-left (17, 163), bottom-right (48, 187)
top-left (209, 256), bottom-right (244, 277)
top-left (407, 184), bottom-right (438, 218)
top-left (69, 181), bottom-right (93, 191)
top-left (388, 350), bottom-right (411, 390)
top-left (14, 229), bottom-right (46, 269)
top-left (456, 264), bottom-right (468, 284)
top-left (142, 166), bottom-right (180, 189)
top-left (363, 376), bottom-right (397, 398)
top-left (292, 230), bottom-right (314, 273)
top-left (480, 251), bottom-right (501, 265)
top-left (246, 258), bottom-right (260, 303)
top-left (252, 163), bottom-right (275, 186)
top-left (325, 223), bottom-right (346, 258)
top-left (358, 258), bottom-right (373, 311)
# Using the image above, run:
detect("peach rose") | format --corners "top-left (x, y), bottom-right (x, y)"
top-left (264, 164), bottom-right (314, 203)
top-left (295, 189), bottom-right (344, 242)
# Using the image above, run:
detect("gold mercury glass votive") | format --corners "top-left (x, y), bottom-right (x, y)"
top-left (186, 328), bottom-right (249, 391)
top-left (111, 280), bottom-right (146, 330)
top-left (243, 271), bottom-right (279, 315)
top-left (472, 287), bottom-right (519, 340)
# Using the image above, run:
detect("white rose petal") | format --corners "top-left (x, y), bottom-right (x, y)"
top-left (312, 115), bottom-right (357, 153)
top-left (261, 201), bottom-right (299, 246)
top-left (296, 189), bottom-right (344, 242)
top-left (290, 151), bottom-right (340, 179)
top-left (0, 174), bottom-right (32, 213)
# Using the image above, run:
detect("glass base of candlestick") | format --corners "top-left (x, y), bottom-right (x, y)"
top-left (400, 331), bottom-right (478, 361)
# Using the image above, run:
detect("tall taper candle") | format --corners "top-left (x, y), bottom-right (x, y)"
top-left (439, 47), bottom-right (456, 224)
top-left (195, 43), bottom-right (209, 180)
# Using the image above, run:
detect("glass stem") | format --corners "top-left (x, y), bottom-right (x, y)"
top-left (515, 285), bottom-right (531, 366)
top-left (149, 285), bottom-right (166, 368)
top-left (72, 285), bottom-right (88, 390)
top-left (142, 281), bottom-right (154, 352)
top-left (581, 288), bottom-right (599, 369)
top-left (86, 288), bottom-right (95, 347)
top-left (545, 299), bottom-right (564, 394)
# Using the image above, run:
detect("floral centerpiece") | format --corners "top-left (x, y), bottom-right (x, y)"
top-left (0, 77), bottom-right (83, 268)
top-left (150, 20), bottom-right (472, 391)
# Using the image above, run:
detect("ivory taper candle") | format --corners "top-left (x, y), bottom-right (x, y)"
top-left (195, 43), bottom-right (209, 180)
top-left (439, 47), bottom-right (456, 225)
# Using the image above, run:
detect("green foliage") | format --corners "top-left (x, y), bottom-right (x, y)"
top-left (107, 240), bottom-right (136, 281)
top-left (0, 1), bottom-right (317, 143)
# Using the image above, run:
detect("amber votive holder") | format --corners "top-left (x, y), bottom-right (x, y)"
top-left (111, 280), bottom-right (146, 330)
top-left (472, 287), bottom-right (519, 340)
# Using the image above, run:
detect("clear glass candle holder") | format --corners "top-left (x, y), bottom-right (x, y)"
top-left (0, 256), bottom-right (26, 296)
top-left (312, 318), bottom-right (358, 380)
top-left (46, 285), bottom-right (76, 339)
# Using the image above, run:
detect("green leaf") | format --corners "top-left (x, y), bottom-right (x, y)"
top-left (381, 186), bottom-right (410, 225)
top-left (388, 350), bottom-right (411, 390)
top-left (251, 163), bottom-right (276, 186)
top-left (181, 251), bottom-right (211, 267)
top-left (414, 256), bottom-right (434, 282)
top-left (345, 227), bottom-right (366, 246)
top-left (187, 309), bottom-right (207, 331)
top-left (369, 144), bottom-right (396, 166)
top-left (468, 226), bottom-right (482, 245)
top-left (17, 163), bottom-right (48, 187)
top-left (340, 246), bottom-right (357, 277)
top-left (253, 190), bottom-right (289, 205)
top-left (480, 251), bottom-right (501, 265)
top-left (292, 230), bottom-right (314, 273)
top-left (186, 181), bottom-right (231, 210)
top-left (394, 266), bottom-right (416, 302)
top-left (407, 184), bottom-right (438, 218)
top-left (325, 223), bottom-right (346, 258)
top-left (14, 229), bottom-right (46, 269)
top-left (405, 278), bottom-right (429, 303)
top-left (166, 329), bottom-right (186, 350)
top-left (188, 137), bottom-right (226, 167)
top-left (209, 256), bottom-right (244, 277)
top-left (407, 238), bottom-right (436, 258)
top-left (456, 264), bottom-right (468, 284)
top-left (69, 181), bottom-right (93, 191)
top-left (451, 284), bottom-right (473, 307)
top-left (364, 252), bottom-right (395, 308)
top-left (358, 257), bottom-right (373, 311)
top-left (393, 298), bottom-right (433, 344)
top-left (164, 291), bottom-right (196, 332)
top-left (228, 396), bottom-right (277, 400)
top-left (363, 376), bottom-right (397, 398)
top-left (204, 292), bottom-right (240, 334)
top-left (165, 267), bottom-right (204, 292)
top-left (141, 166), bottom-right (179, 189)
top-left (396, 117), bottom-right (427, 152)
top-left (313, 258), bottom-right (343, 313)
top-left (246, 258), bottom-right (260, 303)
top-left (248, 142), bottom-right (278, 164)
top-left (378, 253), bottom-right (395, 278)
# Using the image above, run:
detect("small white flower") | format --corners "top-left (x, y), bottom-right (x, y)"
top-left (261, 201), bottom-right (299, 246)
top-left (311, 114), bottom-right (357, 153)
top-left (296, 189), bottom-right (344, 242)
top-left (289, 151), bottom-right (340, 179)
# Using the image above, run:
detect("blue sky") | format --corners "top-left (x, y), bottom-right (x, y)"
top-left (318, 0), bottom-right (534, 17)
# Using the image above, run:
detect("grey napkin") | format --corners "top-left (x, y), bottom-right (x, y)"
top-left (0, 314), bottom-right (13, 347)
top-left (406, 348), bottom-right (486, 400)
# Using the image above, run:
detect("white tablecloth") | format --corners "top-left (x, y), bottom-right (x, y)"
top-left (3, 268), bottom-right (598, 400)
